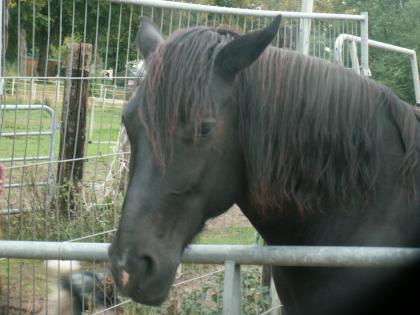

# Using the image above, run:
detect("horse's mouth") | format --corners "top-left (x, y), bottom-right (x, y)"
top-left (110, 263), bottom-right (174, 306)
top-left (125, 285), bottom-right (169, 306)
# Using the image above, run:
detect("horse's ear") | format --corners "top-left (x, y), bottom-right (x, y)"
top-left (214, 15), bottom-right (282, 80)
top-left (136, 17), bottom-right (164, 59)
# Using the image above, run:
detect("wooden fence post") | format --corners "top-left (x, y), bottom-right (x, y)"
top-left (56, 43), bottom-right (92, 213)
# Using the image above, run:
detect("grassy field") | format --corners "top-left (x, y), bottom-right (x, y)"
top-left (0, 97), bottom-right (122, 161)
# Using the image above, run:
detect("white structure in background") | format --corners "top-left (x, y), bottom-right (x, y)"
top-left (334, 34), bottom-right (420, 106)
top-left (298, 0), bottom-right (314, 55)
top-left (101, 69), bottom-right (114, 79)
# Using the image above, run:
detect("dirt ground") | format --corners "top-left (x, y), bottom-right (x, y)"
top-left (205, 204), bottom-right (253, 232)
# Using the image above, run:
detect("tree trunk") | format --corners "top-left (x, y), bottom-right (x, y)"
top-left (56, 43), bottom-right (92, 214)
top-left (36, 32), bottom-right (48, 76)
top-left (2, 0), bottom-right (8, 53)
top-left (18, 28), bottom-right (26, 76)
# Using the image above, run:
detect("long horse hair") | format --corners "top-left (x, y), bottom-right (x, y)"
top-left (238, 48), bottom-right (418, 213)
top-left (139, 27), bottom-right (418, 214)
top-left (140, 28), bottom-right (233, 169)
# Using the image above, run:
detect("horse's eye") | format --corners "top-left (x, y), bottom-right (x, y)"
top-left (198, 120), bottom-right (216, 137)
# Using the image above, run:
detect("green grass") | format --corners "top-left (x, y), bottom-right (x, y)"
top-left (0, 97), bottom-right (122, 160)
top-left (195, 226), bottom-right (256, 245)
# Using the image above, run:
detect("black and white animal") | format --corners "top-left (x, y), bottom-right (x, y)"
top-left (46, 260), bottom-right (120, 315)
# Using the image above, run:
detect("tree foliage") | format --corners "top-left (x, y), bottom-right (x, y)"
top-left (4, 0), bottom-right (419, 102)
top-left (315, 0), bottom-right (420, 102)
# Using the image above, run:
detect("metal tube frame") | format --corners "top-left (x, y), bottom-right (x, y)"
top-left (0, 104), bottom-right (59, 214)
top-left (1, 241), bottom-right (420, 313)
top-left (0, 0), bottom-right (3, 96)
top-left (107, 0), bottom-right (365, 20)
top-left (334, 34), bottom-right (420, 105)
top-left (360, 12), bottom-right (369, 77)
top-left (297, 0), bottom-right (314, 55)
top-left (1, 241), bottom-right (420, 267)
top-left (223, 261), bottom-right (241, 315)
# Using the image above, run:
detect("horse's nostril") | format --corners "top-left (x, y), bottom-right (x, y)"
top-left (125, 252), bottom-right (157, 279)
top-left (138, 255), bottom-right (156, 275)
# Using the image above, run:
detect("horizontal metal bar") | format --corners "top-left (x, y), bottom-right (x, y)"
top-left (1, 242), bottom-right (420, 267)
top-left (107, 0), bottom-right (365, 20)
top-left (0, 208), bottom-right (33, 215)
top-left (3, 151), bottom-right (131, 170)
top-left (0, 104), bottom-right (55, 118)
top-left (2, 76), bottom-right (137, 80)
top-left (335, 34), bottom-right (417, 56)
top-left (183, 245), bottom-right (420, 267)
top-left (4, 181), bottom-right (48, 189)
top-left (0, 202), bottom-right (51, 215)
top-left (0, 156), bottom-right (51, 162)
top-left (0, 241), bottom-right (110, 260)
top-left (0, 131), bottom-right (52, 137)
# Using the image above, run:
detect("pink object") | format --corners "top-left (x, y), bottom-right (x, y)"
top-left (121, 270), bottom-right (130, 287)
top-left (0, 165), bottom-right (4, 194)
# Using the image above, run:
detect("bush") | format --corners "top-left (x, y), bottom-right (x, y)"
top-left (179, 267), bottom-right (271, 315)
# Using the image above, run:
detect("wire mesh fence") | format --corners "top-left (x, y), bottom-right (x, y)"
top-left (0, 1), bottom-right (363, 314)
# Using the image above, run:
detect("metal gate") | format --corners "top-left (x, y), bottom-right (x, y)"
top-left (0, 104), bottom-right (59, 215)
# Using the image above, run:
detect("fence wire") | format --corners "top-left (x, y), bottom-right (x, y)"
top-left (0, 1), bottom-right (362, 314)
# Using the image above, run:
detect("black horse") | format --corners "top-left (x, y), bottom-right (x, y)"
top-left (109, 16), bottom-right (420, 315)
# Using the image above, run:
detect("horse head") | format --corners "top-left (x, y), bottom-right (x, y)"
top-left (108, 16), bottom-right (281, 305)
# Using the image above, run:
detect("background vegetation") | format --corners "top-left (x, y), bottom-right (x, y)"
top-left (5, 0), bottom-right (419, 103)
top-left (194, 0), bottom-right (420, 103)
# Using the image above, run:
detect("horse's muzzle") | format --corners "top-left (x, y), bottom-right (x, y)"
top-left (108, 243), bottom-right (176, 306)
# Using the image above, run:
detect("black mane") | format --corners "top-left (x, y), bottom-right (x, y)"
top-left (239, 48), bottom-right (418, 213)
top-left (140, 27), bottom-right (418, 214)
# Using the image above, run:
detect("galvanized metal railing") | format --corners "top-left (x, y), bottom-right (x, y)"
top-left (1, 241), bottom-right (420, 315)
top-left (108, 0), bottom-right (370, 76)
top-left (3, 242), bottom-right (420, 267)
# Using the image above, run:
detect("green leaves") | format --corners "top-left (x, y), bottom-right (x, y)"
top-left (316, 0), bottom-right (420, 103)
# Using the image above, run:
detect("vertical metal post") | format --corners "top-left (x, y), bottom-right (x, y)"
top-left (0, 0), bottom-right (4, 96)
top-left (45, 108), bottom-right (59, 210)
top-left (349, 39), bottom-right (361, 74)
top-left (270, 277), bottom-right (282, 315)
top-left (88, 99), bottom-right (95, 142)
top-left (360, 12), bottom-right (370, 76)
top-left (223, 260), bottom-right (241, 315)
top-left (410, 53), bottom-right (420, 106)
top-left (298, 0), bottom-right (314, 55)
